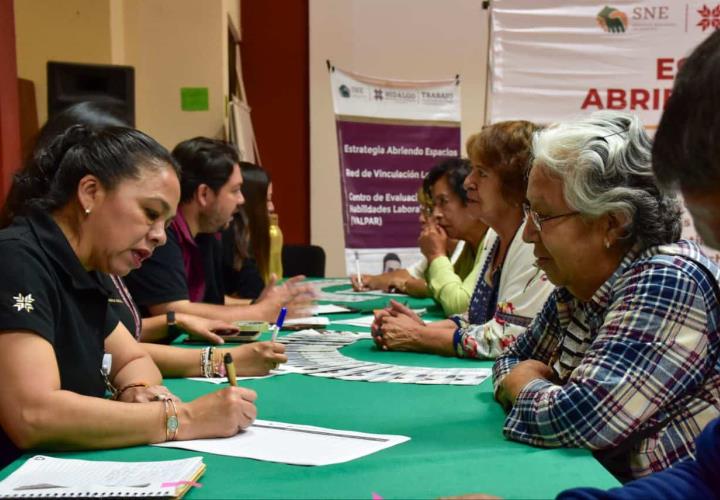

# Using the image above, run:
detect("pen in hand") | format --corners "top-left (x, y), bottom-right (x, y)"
top-left (224, 352), bottom-right (237, 387)
top-left (354, 251), bottom-right (363, 289)
top-left (272, 307), bottom-right (287, 343)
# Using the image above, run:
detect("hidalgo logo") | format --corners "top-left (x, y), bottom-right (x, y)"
top-left (697, 4), bottom-right (720, 31)
top-left (597, 6), bottom-right (629, 33)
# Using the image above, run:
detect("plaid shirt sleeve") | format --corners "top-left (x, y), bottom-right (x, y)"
top-left (502, 262), bottom-right (713, 450)
top-left (492, 290), bottom-right (564, 392)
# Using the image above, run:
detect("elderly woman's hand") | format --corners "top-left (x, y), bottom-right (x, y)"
top-left (376, 313), bottom-right (424, 351)
top-left (386, 299), bottom-right (425, 325)
top-left (498, 360), bottom-right (555, 407)
top-left (371, 308), bottom-right (391, 349)
top-left (418, 222), bottom-right (448, 262)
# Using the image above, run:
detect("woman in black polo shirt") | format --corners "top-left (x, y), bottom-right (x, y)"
top-left (0, 125), bottom-right (257, 469)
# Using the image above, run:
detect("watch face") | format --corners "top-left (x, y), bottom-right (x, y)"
top-left (168, 415), bottom-right (179, 432)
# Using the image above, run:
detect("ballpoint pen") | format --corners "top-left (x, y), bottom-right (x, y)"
top-left (272, 307), bottom-right (287, 342)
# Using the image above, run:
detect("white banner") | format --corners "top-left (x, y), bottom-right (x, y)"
top-left (489, 0), bottom-right (720, 263)
top-left (329, 66), bottom-right (462, 275)
top-left (489, 0), bottom-right (718, 127)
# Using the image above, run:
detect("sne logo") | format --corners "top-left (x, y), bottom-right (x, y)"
top-left (597, 6), bottom-right (629, 33)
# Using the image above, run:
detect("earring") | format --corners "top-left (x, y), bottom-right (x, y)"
top-left (604, 238), bottom-right (610, 249)
top-left (85, 207), bottom-right (92, 215)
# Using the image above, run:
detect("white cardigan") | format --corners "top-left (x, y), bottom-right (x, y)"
top-left (451, 220), bottom-right (555, 359)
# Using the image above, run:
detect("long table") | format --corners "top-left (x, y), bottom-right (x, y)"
top-left (0, 282), bottom-right (619, 498)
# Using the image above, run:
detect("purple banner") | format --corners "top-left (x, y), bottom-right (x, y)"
top-left (336, 120), bottom-right (460, 248)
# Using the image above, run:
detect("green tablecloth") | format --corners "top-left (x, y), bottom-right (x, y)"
top-left (317, 283), bottom-right (439, 313)
top-left (0, 282), bottom-right (619, 499)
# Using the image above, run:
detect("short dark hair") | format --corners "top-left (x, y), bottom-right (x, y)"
top-left (653, 30), bottom-right (720, 191)
top-left (383, 252), bottom-right (401, 265)
top-left (172, 137), bottom-right (241, 203)
top-left (466, 120), bottom-right (540, 205)
top-left (422, 158), bottom-right (471, 204)
top-left (1, 124), bottom-right (177, 228)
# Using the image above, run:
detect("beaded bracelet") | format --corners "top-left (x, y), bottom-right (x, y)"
top-left (205, 347), bottom-right (216, 377)
top-left (211, 348), bottom-right (227, 377)
top-left (200, 347), bottom-right (211, 378)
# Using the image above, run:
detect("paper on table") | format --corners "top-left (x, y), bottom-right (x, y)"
top-left (283, 316), bottom-right (330, 327)
top-left (312, 304), bottom-right (353, 315)
top-left (339, 289), bottom-right (403, 297)
top-left (331, 315), bottom-right (375, 327)
top-left (331, 309), bottom-right (424, 328)
top-left (0, 455), bottom-right (204, 498)
top-left (154, 419), bottom-right (410, 466)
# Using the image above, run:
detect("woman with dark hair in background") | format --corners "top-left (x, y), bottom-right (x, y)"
top-left (353, 158), bottom-right (488, 315)
top-left (223, 162), bottom-right (274, 300)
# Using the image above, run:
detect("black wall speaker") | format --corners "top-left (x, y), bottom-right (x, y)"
top-left (47, 61), bottom-right (135, 127)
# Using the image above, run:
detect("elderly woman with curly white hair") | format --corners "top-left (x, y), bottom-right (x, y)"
top-left (493, 111), bottom-right (720, 482)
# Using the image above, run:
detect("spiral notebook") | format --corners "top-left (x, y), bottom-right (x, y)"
top-left (0, 455), bottom-right (205, 498)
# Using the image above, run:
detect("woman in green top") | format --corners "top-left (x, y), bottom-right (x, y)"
top-left (351, 158), bottom-right (488, 315)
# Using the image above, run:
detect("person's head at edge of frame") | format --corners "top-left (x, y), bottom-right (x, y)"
top-left (172, 137), bottom-right (245, 235)
top-left (421, 157), bottom-right (476, 239)
top-left (464, 120), bottom-right (540, 232)
top-left (382, 252), bottom-right (402, 273)
top-left (653, 29), bottom-right (720, 251)
top-left (0, 101), bottom-right (181, 277)
top-left (230, 162), bottom-right (272, 280)
top-left (524, 110), bottom-right (682, 301)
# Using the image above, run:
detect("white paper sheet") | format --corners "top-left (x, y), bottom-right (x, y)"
top-left (283, 316), bottom-right (330, 327)
top-left (312, 304), bottom-right (353, 315)
top-left (338, 289), bottom-right (404, 297)
top-left (331, 309), bottom-right (424, 328)
top-left (154, 419), bottom-right (409, 466)
top-left (331, 315), bottom-right (375, 327)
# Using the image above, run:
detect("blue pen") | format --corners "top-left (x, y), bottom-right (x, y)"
top-left (272, 307), bottom-right (287, 342)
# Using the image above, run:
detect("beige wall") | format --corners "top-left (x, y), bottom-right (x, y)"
top-left (121, 0), bottom-right (226, 149)
top-left (14, 0), bottom-right (238, 150)
top-left (14, 0), bottom-right (114, 124)
top-left (309, 0), bottom-right (490, 276)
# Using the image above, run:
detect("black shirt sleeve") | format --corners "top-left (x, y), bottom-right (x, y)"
top-left (197, 233), bottom-right (225, 305)
top-left (226, 258), bottom-right (264, 299)
top-left (221, 225), bottom-right (264, 299)
top-left (124, 228), bottom-right (189, 310)
top-left (0, 240), bottom-right (58, 342)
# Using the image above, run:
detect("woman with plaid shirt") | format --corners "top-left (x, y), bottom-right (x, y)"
top-left (493, 111), bottom-right (720, 482)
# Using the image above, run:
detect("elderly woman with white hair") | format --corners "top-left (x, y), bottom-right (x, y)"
top-left (493, 111), bottom-right (720, 482)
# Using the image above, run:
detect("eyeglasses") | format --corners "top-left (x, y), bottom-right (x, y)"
top-left (523, 203), bottom-right (580, 232)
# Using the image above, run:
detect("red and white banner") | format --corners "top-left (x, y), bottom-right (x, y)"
top-left (489, 0), bottom-right (720, 261)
